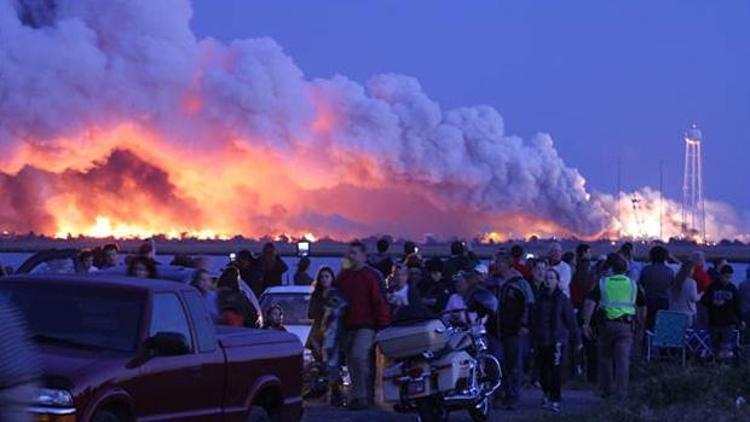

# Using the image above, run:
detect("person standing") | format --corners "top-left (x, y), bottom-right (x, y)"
top-left (701, 265), bottom-right (743, 360)
top-left (669, 260), bottom-right (702, 327)
top-left (335, 241), bottom-right (391, 410)
top-left (691, 251), bottom-right (713, 293)
top-left (510, 244), bottom-right (532, 279)
top-left (528, 259), bottom-right (548, 300)
top-left (444, 272), bottom-right (474, 326)
top-left (216, 267), bottom-right (261, 328)
top-left (496, 260), bottom-right (532, 410)
top-left (619, 242), bottom-right (641, 284)
top-left (576, 243), bottom-right (592, 262)
top-left (235, 249), bottom-right (262, 298)
top-left (385, 263), bottom-right (411, 312)
top-left (368, 237), bottom-right (394, 279)
top-left (570, 254), bottom-right (595, 312)
top-left (581, 254), bottom-right (646, 400)
top-left (259, 242), bottom-right (289, 291)
top-left (191, 269), bottom-right (219, 322)
top-left (531, 268), bottom-right (581, 413)
top-left (571, 251), bottom-right (598, 385)
top-left (739, 268), bottom-right (750, 327)
top-left (638, 246), bottom-right (675, 330)
top-left (444, 241), bottom-right (478, 280)
top-left (307, 267), bottom-right (337, 362)
top-left (294, 256), bottom-right (314, 286)
top-left (548, 243), bottom-right (572, 298)
top-left (418, 258), bottom-right (452, 315)
top-left (707, 258), bottom-right (729, 285)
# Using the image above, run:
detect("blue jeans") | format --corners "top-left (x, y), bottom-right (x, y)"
top-left (501, 334), bottom-right (524, 405)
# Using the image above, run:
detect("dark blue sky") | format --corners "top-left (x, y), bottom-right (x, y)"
top-left (191, 0), bottom-right (750, 212)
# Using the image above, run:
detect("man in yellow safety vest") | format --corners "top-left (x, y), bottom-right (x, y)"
top-left (581, 254), bottom-right (645, 400)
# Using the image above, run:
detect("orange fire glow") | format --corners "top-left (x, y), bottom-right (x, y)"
top-left (1, 125), bottom-right (712, 241)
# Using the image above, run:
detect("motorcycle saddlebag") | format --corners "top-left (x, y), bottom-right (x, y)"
top-left (376, 319), bottom-right (448, 359)
top-left (433, 351), bottom-right (474, 393)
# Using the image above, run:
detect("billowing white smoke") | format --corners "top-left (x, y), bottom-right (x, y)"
top-left (0, 0), bottom-right (744, 240)
top-left (597, 188), bottom-right (750, 242)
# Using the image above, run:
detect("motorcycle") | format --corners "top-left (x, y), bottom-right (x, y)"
top-left (376, 290), bottom-right (502, 422)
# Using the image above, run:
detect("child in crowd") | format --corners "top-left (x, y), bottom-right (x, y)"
top-left (264, 305), bottom-right (287, 332)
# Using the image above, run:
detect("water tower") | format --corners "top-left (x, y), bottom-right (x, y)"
top-left (681, 124), bottom-right (705, 240)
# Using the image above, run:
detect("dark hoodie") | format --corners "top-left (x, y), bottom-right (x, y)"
top-left (531, 287), bottom-right (581, 348)
top-left (496, 276), bottom-right (531, 337)
top-left (701, 281), bottom-right (741, 328)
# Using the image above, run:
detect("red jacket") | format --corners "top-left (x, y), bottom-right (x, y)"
top-left (694, 264), bottom-right (712, 293)
top-left (336, 267), bottom-right (391, 329)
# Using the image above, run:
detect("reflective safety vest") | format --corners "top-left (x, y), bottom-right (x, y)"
top-left (599, 274), bottom-right (637, 320)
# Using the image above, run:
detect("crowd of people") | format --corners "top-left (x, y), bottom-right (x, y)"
top-left (300, 239), bottom-right (750, 413)
top-left (12, 237), bottom-right (749, 415)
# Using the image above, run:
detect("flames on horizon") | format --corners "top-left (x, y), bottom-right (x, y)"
top-left (0, 0), bottom-right (747, 242)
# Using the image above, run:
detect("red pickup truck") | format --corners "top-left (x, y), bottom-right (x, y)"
top-left (0, 274), bottom-right (304, 422)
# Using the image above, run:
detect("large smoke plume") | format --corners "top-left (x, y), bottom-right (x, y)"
top-left (0, 0), bottom-right (746, 240)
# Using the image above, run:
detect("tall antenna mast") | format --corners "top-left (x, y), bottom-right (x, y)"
top-left (659, 160), bottom-right (664, 240)
top-left (617, 159), bottom-right (622, 238)
top-left (682, 124), bottom-right (705, 241)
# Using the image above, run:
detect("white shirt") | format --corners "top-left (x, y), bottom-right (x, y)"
top-left (552, 261), bottom-right (572, 298)
top-left (388, 285), bottom-right (409, 307)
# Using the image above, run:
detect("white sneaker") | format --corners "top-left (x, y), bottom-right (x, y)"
top-left (549, 402), bottom-right (561, 413)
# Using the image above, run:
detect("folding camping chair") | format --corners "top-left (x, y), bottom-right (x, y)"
top-left (687, 328), bottom-right (742, 361)
top-left (646, 310), bottom-right (690, 367)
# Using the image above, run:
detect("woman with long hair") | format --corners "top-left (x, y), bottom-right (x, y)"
top-left (306, 266), bottom-right (346, 406)
top-left (669, 259), bottom-right (702, 327)
top-left (307, 266), bottom-right (336, 359)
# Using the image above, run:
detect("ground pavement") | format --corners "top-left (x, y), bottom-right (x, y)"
top-left (302, 387), bottom-right (600, 422)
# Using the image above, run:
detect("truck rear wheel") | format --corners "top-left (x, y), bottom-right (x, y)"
top-left (247, 405), bottom-right (271, 422)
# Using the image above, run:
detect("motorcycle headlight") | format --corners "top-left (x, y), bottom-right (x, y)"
top-left (35, 388), bottom-right (74, 407)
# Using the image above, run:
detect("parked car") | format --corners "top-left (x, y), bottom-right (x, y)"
top-left (0, 274), bottom-right (304, 422)
top-left (259, 286), bottom-right (314, 348)
top-left (14, 248), bottom-right (80, 274)
top-left (259, 285), bottom-right (351, 400)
